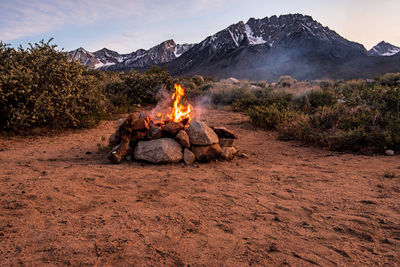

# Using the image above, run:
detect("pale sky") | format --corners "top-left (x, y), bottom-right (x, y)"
top-left (1, 0), bottom-right (399, 53)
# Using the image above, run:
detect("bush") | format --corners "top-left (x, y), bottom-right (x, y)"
top-left (103, 67), bottom-right (175, 107)
top-left (247, 104), bottom-right (297, 129)
top-left (0, 40), bottom-right (107, 132)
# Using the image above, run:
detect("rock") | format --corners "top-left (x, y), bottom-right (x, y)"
top-left (147, 125), bottom-right (163, 140)
top-left (134, 138), bottom-right (182, 163)
top-left (227, 77), bottom-right (240, 84)
top-left (186, 121), bottom-right (218, 145)
top-left (133, 131), bottom-right (147, 140)
top-left (139, 111), bottom-right (148, 118)
top-left (385, 150), bottom-right (395, 156)
top-left (191, 144), bottom-right (221, 162)
top-left (107, 144), bottom-right (121, 163)
top-left (162, 122), bottom-right (184, 136)
top-left (237, 152), bottom-right (248, 159)
top-left (132, 118), bottom-right (149, 131)
top-left (219, 138), bottom-right (235, 147)
top-left (125, 155), bottom-right (133, 161)
top-left (183, 148), bottom-right (195, 165)
top-left (221, 147), bottom-right (237, 160)
top-left (109, 133), bottom-right (121, 147)
top-left (176, 130), bottom-right (190, 148)
top-left (212, 127), bottom-right (238, 139)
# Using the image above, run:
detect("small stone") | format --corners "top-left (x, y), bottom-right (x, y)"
top-left (147, 125), bottom-right (163, 140)
top-left (237, 152), bottom-right (248, 159)
top-left (183, 148), bottom-right (195, 165)
top-left (221, 147), bottom-right (237, 160)
top-left (191, 144), bottom-right (221, 162)
top-left (219, 138), bottom-right (235, 147)
top-left (109, 133), bottom-right (121, 147)
top-left (385, 150), bottom-right (395, 156)
top-left (107, 144), bottom-right (121, 163)
top-left (132, 118), bottom-right (149, 131)
top-left (186, 121), bottom-right (219, 145)
top-left (162, 122), bottom-right (184, 136)
top-left (133, 131), bottom-right (147, 140)
top-left (212, 127), bottom-right (238, 139)
top-left (176, 130), bottom-right (190, 148)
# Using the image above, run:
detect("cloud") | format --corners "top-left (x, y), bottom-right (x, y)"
top-left (0, 0), bottom-right (149, 41)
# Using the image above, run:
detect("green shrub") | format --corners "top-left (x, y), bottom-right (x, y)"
top-left (0, 40), bottom-right (107, 132)
top-left (247, 104), bottom-right (297, 129)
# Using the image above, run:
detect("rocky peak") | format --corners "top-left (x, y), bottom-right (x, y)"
top-left (368, 41), bottom-right (400, 56)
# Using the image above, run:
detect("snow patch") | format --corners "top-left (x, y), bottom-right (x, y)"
top-left (245, 24), bottom-right (267, 45)
top-left (94, 62), bottom-right (116, 69)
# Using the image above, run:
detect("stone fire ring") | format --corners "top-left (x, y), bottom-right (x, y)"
top-left (107, 113), bottom-right (239, 164)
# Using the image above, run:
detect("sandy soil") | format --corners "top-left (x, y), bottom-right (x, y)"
top-left (0, 108), bottom-right (399, 266)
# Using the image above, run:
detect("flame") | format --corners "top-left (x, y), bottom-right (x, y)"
top-left (167, 84), bottom-right (192, 123)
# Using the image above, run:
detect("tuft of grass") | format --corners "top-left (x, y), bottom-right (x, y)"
top-left (383, 170), bottom-right (396, 178)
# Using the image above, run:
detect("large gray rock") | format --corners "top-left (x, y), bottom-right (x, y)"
top-left (186, 121), bottom-right (218, 145)
top-left (134, 138), bottom-right (182, 163)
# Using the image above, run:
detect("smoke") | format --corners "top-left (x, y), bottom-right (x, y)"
top-left (191, 94), bottom-right (211, 122)
top-left (148, 85), bottom-right (173, 120)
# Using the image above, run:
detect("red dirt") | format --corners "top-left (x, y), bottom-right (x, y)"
top-left (0, 108), bottom-right (399, 266)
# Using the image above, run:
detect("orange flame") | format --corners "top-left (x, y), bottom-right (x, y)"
top-left (167, 84), bottom-right (192, 123)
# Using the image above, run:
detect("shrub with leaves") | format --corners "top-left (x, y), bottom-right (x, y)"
top-left (0, 40), bottom-right (107, 133)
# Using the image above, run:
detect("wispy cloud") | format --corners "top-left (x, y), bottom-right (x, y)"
top-left (0, 0), bottom-right (149, 41)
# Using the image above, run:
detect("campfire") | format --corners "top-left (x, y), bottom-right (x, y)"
top-left (107, 84), bottom-right (238, 164)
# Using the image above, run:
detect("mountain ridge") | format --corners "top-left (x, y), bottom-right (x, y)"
top-left (69, 13), bottom-right (400, 80)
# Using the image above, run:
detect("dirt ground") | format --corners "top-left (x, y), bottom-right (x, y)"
top-left (0, 108), bottom-right (399, 266)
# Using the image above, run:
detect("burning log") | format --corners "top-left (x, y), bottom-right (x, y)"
top-left (107, 84), bottom-right (239, 164)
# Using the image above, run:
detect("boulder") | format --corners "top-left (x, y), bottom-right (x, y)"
top-left (191, 144), bottom-right (221, 162)
top-left (212, 127), bottom-right (238, 139)
top-left (227, 77), bottom-right (240, 84)
top-left (219, 138), bottom-right (235, 147)
top-left (162, 122), bottom-right (184, 136)
top-left (183, 148), bottom-right (195, 165)
top-left (176, 130), bottom-right (190, 148)
top-left (385, 150), bottom-right (395, 156)
top-left (186, 121), bottom-right (218, 145)
top-left (134, 138), bottom-right (182, 164)
top-left (221, 147), bottom-right (237, 160)
top-left (132, 118), bottom-right (149, 131)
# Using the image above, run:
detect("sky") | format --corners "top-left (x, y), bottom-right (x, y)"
top-left (1, 0), bottom-right (399, 53)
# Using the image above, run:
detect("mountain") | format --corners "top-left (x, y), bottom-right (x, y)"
top-left (68, 47), bottom-right (100, 69)
top-left (69, 40), bottom-right (194, 70)
top-left (166, 14), bottom-right (376, 80)
top-left (70, 14), bottom-right (400, 80)
top-left (368, 41), bottom-right (400, 56)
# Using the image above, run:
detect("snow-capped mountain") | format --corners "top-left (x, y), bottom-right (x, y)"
top-left (68, 48), bottom-right (100, 69)
top-left (368, 41), bottom-right (400, 56)
top-left (69, 40), bottom-right (194, 70)
top-left (69, 14), bottom-right (400, 80)
top-left (167, 14), bottom-right (370, 80)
